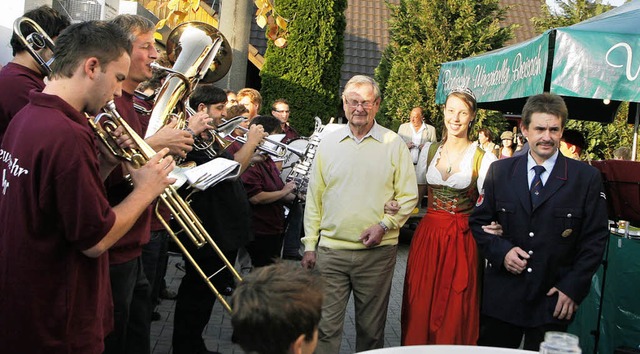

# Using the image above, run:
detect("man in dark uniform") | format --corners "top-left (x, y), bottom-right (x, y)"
top-left (470, 93), bottom-right (609, 350)
top-left (0, 21), bottom-right (174, 353)
top-left (0, 5), bottom-right (69, 143)
top-left (172, 84), bottom-right (266, 354)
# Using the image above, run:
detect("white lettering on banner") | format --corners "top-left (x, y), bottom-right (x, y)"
top-left (0, 148), bottom-right (30, 195)
top-left (441, 44), bottom-right (544, 96)
top-left (512, 45), bottom-right (543, 82)
top-left (606, 42), bottom-right (640, 81)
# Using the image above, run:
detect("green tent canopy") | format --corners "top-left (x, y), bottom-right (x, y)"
top-left (435, 0), bottom-right (640, 124)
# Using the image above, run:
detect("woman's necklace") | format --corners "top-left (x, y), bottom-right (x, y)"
top-left (442, 143), bottom-right (470, 174)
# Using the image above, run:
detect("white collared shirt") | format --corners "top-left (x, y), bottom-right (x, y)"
top-left (527, 149), bottom-right (559, 188)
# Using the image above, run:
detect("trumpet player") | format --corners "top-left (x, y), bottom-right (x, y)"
top-left (0, 21), bottom-right (175, 354)
top-left (173, 84), bottom-right (266, 354)
top-left (0, 5), bottom-right (70, 144)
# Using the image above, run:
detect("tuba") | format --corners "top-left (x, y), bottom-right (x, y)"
top-left (144, 22), bottom-right (232, 139)
top-left (90, 101), bottom-right (241, 313)
top-left (13, 17), bottom-right (56, 76)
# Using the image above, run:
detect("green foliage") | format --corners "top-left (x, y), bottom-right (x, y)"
top-left (376, 0), bottom-right (514, 139)
top-left (532, 0), bottom-right (638, 160)
top-left (259, 0), bottom-right (347, 136)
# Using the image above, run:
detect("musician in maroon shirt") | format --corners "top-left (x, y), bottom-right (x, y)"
top-left (0, 21), bottom-right (174, 354)
top-left (271, 98), bottom-right (300, 144)
top-left (0, 6), bottom-right (69, 144)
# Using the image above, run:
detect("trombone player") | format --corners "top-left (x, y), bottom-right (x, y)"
top-left (0, 5), bottom-right (70, 144)
top-left (0, 21), bottom-right (175, 354)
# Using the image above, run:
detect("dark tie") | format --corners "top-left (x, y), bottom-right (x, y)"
top-left (530, 165), bottom-right (546, 207)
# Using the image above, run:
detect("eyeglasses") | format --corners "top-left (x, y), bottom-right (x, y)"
top-left (274, 110), bottom-right (290, 113)
top-left (345, 99), bottom-right (375, 109)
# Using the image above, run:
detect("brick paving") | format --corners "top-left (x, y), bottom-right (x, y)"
top-left (150, 232), bottom-right (414, 354)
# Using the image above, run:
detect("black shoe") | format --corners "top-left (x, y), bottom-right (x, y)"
top-left (151, 311), bottom-right (161, 321)
top-left (160, 288), bottom-right (177, 300)
top-left (221, 286), bottom-right (234, 296)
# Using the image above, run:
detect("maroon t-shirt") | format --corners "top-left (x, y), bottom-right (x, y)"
top-left (0, 91), bottom-right (116, 353)
top-left (241, 157), bottom-right (286, 236)
top-left (134, 95), bottom-right (171, 232)
top-left (104, 91), bottom-right (152, 265)
top-left (0, 62), bottom-right (45, 144)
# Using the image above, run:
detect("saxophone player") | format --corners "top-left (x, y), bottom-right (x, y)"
top-left (0, 21), bottom-right (175, 354)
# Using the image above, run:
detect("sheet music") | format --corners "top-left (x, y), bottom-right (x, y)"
top-left (184, 158), bottom-right (241, 191)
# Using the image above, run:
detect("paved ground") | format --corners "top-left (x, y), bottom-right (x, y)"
top-left (150, 231), bottom-right (414, 354)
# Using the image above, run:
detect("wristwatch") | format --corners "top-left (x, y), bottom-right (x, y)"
top-left (378, 221), bottom-right (389, 233)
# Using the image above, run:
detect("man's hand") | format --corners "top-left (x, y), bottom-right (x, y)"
top-left (407, 142), bottom-right (415, 149)
top-left (146, 119), bottom-right (194, 159)
top-left (187, 111), bottom-right (214, 135)
top-left (384, 199), bottom-right (400, 216)
top-left (503, 247), bottom-right (530, 275)
top-left (301, 251), bottom-right (316, 270)
top-left (96, 125), bottom-right (133, 166)
top-left (359, 223), bottom-right (385, 248)
top-left (245, 123), bottom-right (267, 148)
top-left (547, 287), bottom-right (578, 320)
top-left (128, 147), bottom-right (176, 196)
top-left (482, 221), bottom-right (503, 236)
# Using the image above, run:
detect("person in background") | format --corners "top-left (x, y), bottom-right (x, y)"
top-left (398, 106), bottom-right (438, 207)
top-left (613, 146), bottom-right (631, 160)
top-left (470, 93), bottom-right (608, 351)
top-left (301, 75), bottom-right (418, 353)
top-left (499, 131), bottom-right (515, 159)
top-left (397, 106), bottom-right (438, 165)
top-left (0, 5), bottom-right (70, 143)
top-left (402, 88), bottom-right (497, 345)
top-left (224, 89), bottom-right (237, 108)
top-left (236, 88), bottom-right (261, 119)
top-left (231, 263), bottom-right (323, 354)
top-left (272, 98), bottom-right (300, 144)
top-left (241, 115), bottom-right (297, 267)
top-left (476, 128), bottom-right (499, 157)
top-left (559, 129), bottom-right (586, 160)
top-left (0, 20), bottom-right (174, 353)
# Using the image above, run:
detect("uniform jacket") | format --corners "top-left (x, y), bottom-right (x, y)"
top-left (469, 152), bottom-right (608, 327)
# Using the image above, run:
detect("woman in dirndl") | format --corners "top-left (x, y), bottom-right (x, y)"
top-left (401, 88), bottom-right (497, 345)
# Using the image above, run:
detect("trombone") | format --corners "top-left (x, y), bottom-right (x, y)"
top-left (13, 17), bottom-right (55, 76)
top-left (89, 101), bottom-right (242, 313)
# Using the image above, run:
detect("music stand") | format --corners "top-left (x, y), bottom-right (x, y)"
top-left (587, 160), bottom-right (640, 354)
top-left (591, 160), bottom-right (640, 226)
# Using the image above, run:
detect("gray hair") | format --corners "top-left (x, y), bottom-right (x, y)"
top-left (343, 75), bottom-right (381, 100)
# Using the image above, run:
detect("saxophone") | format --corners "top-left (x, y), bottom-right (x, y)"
top-left (286, 117), bottom-right (333, 196)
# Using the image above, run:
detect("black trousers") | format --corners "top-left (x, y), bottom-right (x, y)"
top-left (104, 257), bottom-right (151, 354)
top-left (478, 314), bottom-right (568, 351)
top-left (172, 247), bottom-right (238, 354)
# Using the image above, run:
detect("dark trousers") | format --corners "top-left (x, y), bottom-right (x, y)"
top-left (142, 230), bottom-right (170, 307)
top-left (172, 248), bottom-right (238, 354)
top-left (246, 233), bottom-right (284, 268)
top-left (282, 202), bottom-right (304, 257)
top-left (478, 314), bottom-right (568, 351)
top-left (104, 257), bottom-right (151, 354)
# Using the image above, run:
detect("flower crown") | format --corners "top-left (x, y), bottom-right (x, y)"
top-left (449, 87), bottom-right (476, 101)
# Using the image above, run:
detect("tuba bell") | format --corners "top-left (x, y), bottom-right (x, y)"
top-left (144, 22), bottom-right (232, 139)
top-left (13, 17), bottom-right (56, 76)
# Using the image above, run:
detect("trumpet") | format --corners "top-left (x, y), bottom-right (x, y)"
top-left (214, 117), bottom-right (305, 159)
top-left (90, 101), bottom-right (242, 313)
top-left (13, 17), bottom-right (56, 76)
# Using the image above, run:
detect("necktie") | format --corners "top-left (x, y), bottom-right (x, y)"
top-left (530, 165), bottom-right (546, 207)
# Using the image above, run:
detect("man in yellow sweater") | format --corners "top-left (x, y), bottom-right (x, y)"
top-left (301, 75), bottom-right (418, 353)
